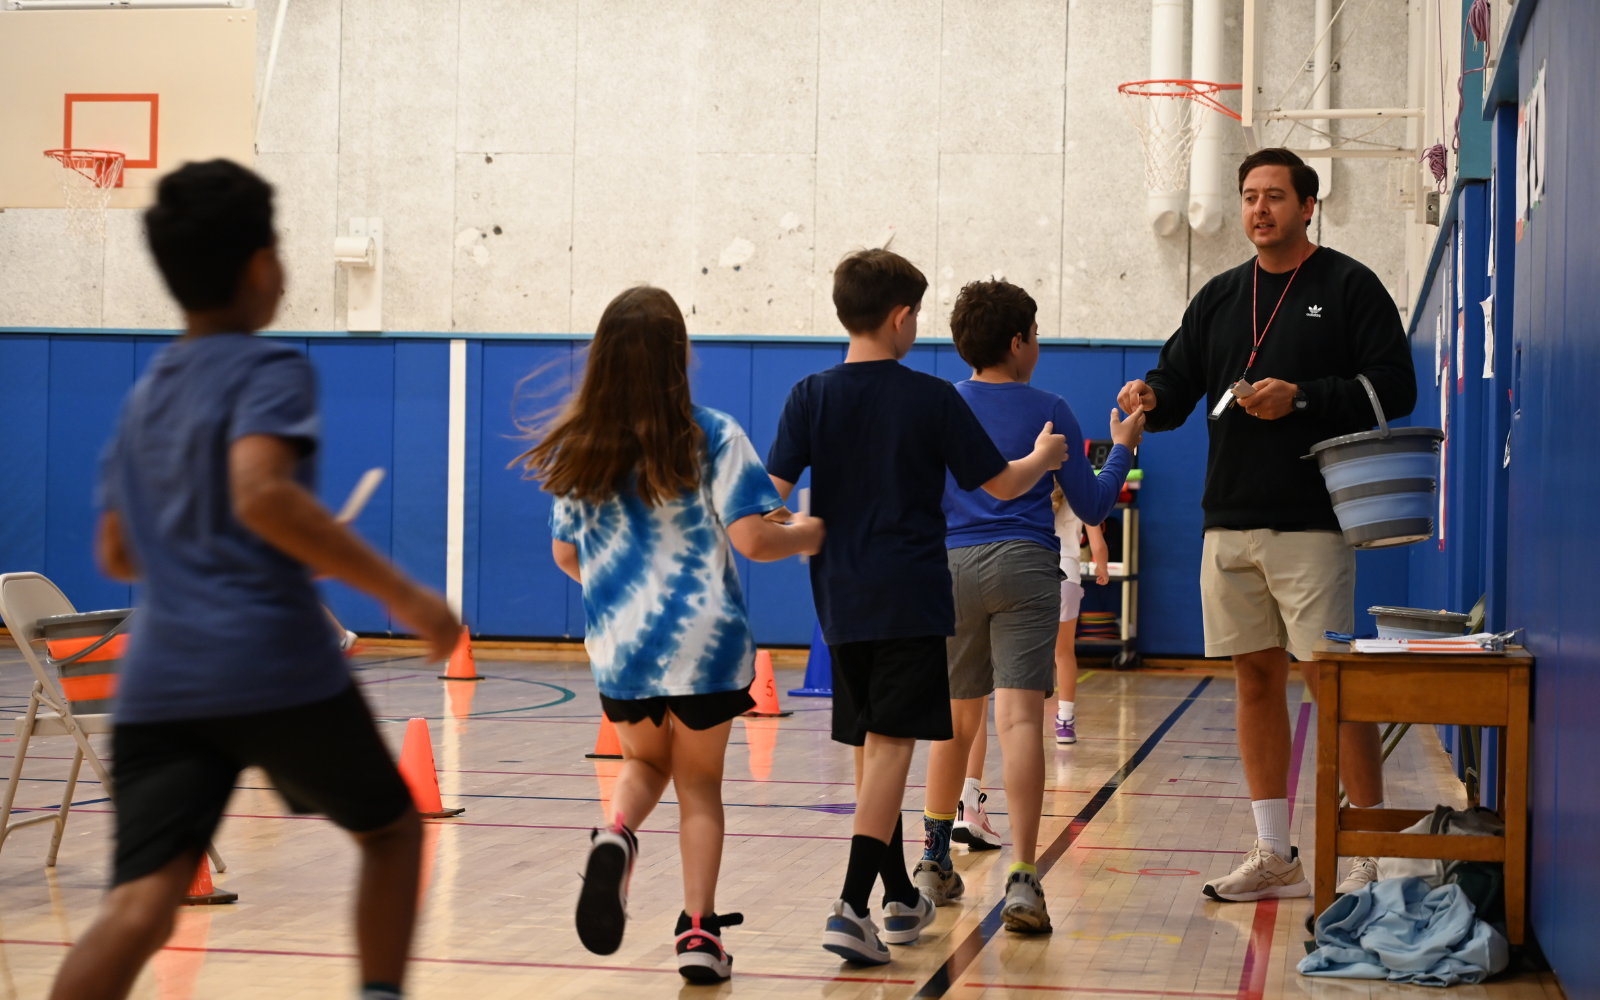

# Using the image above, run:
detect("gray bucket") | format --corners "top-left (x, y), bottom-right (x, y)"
top-left (1368, 605), bottom-right (1471, 640)
top-left (1308, 375), bottom-right (1445, 549)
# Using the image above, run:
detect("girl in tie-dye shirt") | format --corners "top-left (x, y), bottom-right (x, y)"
top-left (519, 286), bottom-right (824, 981)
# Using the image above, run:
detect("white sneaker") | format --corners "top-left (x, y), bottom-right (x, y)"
top-left (822, 899), bottom-right (890, 965)
top-left (1000, 869), bottom-right (1052, 933)
top-left (1336, 856), bottom-right (1380, 895)
top-left (1201, 839), bottom-right (1311, 902)
top-left (912, 859), bottom-right (965, 906)
top-left (951, 789), bottom-right (1002, 851)
top-left (880, 890), bottom-right (936, 945)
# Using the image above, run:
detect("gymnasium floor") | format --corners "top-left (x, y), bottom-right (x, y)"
top-left (0, 645), bottom-right (1565, 1000)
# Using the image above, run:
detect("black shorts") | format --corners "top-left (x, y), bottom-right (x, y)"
top-left (600, 688), bottom-right (755, 731)
top-left (828, 635), bottom-right (953, 746)
top-left (110, 683), bottom-right (413, 887)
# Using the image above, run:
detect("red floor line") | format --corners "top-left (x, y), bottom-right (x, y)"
top-left (0, 938), bottom-right (910, 984)
top-left (1233, 698), bottom-right (1313, 1000)
top-left (962, 984), bottom-right (1236, 998)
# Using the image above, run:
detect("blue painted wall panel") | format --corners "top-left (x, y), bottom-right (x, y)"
top-left (45, 337), bottom-right (133, 612)
top-left (0, 337), bottom-right (50, 581)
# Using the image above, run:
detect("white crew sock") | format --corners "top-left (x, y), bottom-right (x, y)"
top-left (1057, 700), bottom-right (1075, 721)
top-left (1251, 798), bottom-right (1291, 860)
top-left (961, 777), bottom-right (982, 808)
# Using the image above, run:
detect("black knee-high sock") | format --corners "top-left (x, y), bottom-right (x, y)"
top-left (878, 816), bottom-right (919, 907)
top-left (841, 835), bottom-right (887, 915)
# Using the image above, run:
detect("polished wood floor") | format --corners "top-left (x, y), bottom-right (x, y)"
top-left (0, 644), bottom-right (1565, 1000)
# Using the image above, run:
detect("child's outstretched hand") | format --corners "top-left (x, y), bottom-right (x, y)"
top-left (1034, 421), bottom-right (1069, 470)
top-left (1110, 405), bottom-right (1146, 450)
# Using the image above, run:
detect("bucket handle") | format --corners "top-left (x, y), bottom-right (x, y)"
top-left (1356, 374), bottom-right (1389, 439)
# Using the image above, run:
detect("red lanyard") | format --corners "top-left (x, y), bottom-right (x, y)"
top-left (1245, 249), bottom-right (1312, 378)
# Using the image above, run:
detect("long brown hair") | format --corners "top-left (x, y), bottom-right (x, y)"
top-left (517, 286), bottom-right (704, 506)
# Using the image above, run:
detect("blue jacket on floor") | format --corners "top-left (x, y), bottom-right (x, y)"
top-left (1297, 877), bottom-right (1509, 986)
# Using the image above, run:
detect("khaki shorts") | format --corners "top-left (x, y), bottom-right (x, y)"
top-left (1200, 528), bottom-right (1355, 661)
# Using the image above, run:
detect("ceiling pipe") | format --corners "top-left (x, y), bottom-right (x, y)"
top-left (1147, 0), bottom-right (1188, 236)
top-left (1188, 0), bottom-right (1226, 234)
top-left (1309, 0), bottom-right (1335, 200)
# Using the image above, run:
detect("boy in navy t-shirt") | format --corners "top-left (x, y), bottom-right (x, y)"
top-left (766, 250), bottom-right (1068, 965)
top-left (914, 280), bottom-right (1143, 934)
top-left (50, 161), bottom-right (459, 1000)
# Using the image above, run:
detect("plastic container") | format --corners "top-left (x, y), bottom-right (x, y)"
top-left (38, 608), bottom-right (131, 715)
top-left (1368, 605), bottom-right (1471, 640)
top-left (1307, 375), bottom-right (1445, 548)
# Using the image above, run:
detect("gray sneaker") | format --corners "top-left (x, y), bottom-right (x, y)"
top-left (880, 890), bottom-right (936, 945)
top-left (1202, 840), bottom-right (1311, 902)
top-left (1000, 869), bottom-right (1052, 933)
top-left (912, 859), bottom-right (965, 906)
top-left (822, 899), bottom-right (890, 965)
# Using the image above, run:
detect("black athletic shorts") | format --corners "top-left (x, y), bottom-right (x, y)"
top-left (110, 683), bottom-right (413, 887)
top-left (828, 635), bottom-right (953, 746)
top-left (600, 688), bottom-right (755, 731)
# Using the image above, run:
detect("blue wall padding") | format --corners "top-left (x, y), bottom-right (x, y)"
top-left (476, 342), bottom-right (579, 638)
top-left (0, 333), bottom-right (1423, 653)
top-left (391, 342), bottom-right (451, 601)
top-left (46, 337), bottom-right (135, 612)
top-left (0, 336), bottom-right (50, 586)
top-left (310, 340), bottom-right (396, 633)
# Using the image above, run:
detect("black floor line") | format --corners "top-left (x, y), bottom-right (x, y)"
top-left (914, 675), bottom-right (1215, 998)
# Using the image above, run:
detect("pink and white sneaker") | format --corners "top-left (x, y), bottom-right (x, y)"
top-left (951, 781), bottom-right (1002, 851)
top-left (576, 814), bottom-right (637, 955)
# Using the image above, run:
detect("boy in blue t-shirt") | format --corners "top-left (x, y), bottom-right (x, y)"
top-left (915, 280), bottom-right (1144, 933)
top-left (51, 161), bottom-right (459, 1000)
top-left (766, 250), bottom-right (1069, 965)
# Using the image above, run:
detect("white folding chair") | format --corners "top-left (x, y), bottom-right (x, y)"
top-left (0, 572), bottom-right (225, 873)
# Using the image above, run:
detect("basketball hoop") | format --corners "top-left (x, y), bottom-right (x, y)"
top-left (42, 149), bottom-right (125, 242)
top-left (1117, 80), bottom-right (1241, 195)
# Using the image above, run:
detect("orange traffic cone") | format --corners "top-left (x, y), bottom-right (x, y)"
top-left (398, 717), bottom-right (466, 818)
top-left (585, 711), bottom-right (624, 760)
top-left (446, 675), bottom-right (478, 720)
top-left (742, 650), bottom-right (792, 717)
top-left (180, 854), bottom-right (237, 905)
top-left (438, 628), bottom-right (481, 681)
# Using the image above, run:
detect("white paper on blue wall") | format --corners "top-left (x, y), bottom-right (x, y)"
top-left (1481, 295), bottom-right (1495, 378)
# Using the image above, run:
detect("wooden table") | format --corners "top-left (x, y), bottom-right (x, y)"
top-left (1309, 640), bottom-right (1531, 944)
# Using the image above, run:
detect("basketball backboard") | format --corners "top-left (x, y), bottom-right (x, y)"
top-left (0, 8), bottom-right (256, 209)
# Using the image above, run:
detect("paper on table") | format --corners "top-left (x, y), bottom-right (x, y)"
top-left (1350, 633), bottom-right (1509, 655)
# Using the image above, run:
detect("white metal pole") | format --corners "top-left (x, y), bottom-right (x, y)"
top-left (1310, 0), bottom-right (1335, 200)
top-left (1148, 0), bottom-right (1188, 236)
top-left (255, 0), bottom-right (291, 146)
top-left (1188, 0), bottom-right (1226, 234)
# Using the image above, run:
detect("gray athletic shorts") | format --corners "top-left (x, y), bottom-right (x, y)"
top-left (947, 539), bottom-right (1062, 698)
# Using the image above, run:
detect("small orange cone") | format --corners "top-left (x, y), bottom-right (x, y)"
top-left (742, 650), bottom-right (792, 717)
top-left (398, 717), bottom-right (466, 818)
top-left (438, 628), bottom-right (482, 681)
top-left (180, 854), bottom-right (237, 905)
top-left (584, 711), bottom-right (624, 760)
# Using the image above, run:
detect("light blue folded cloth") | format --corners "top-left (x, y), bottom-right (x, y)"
top-left (1298, 877), bottom-right (1509, 986)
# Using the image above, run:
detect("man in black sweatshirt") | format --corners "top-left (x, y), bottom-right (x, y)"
top-left (1118, 148), bottom-right (1416, 903)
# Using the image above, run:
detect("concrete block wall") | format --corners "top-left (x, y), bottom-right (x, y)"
top-left (0, 0), bottom-right (1412, 340)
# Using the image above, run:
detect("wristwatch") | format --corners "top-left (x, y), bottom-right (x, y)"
top-left (1293, 387), bottom-right (1308, 411)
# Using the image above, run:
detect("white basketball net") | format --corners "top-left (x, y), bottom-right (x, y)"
top-left (1118, 85), bottom-right (1207, 196)
top-left (43, 149), bottom-right (125, 242)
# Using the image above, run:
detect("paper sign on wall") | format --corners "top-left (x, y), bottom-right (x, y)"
top-left (1481, 295), bottom-right (1495, 378)
top-left (1457, 312), bottom-right (1466, 393)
